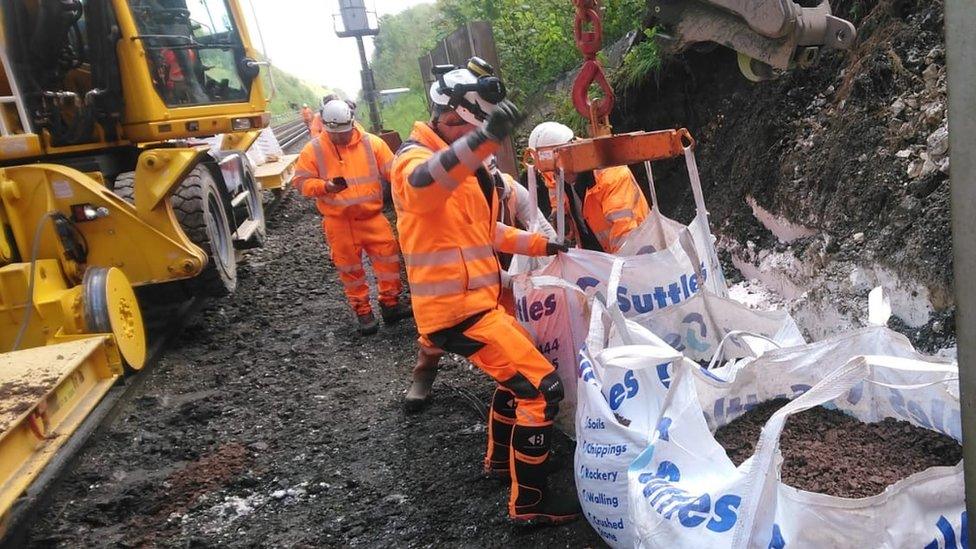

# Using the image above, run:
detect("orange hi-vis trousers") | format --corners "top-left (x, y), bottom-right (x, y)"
top-left (321, 213), bottom-right (403, 315)
top-left (423, 307), bottom-right (561, 427)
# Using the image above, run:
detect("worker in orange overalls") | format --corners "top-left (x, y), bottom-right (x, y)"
top-left (309, 110), bottom-right (324, 138)
top-left (293, 99), bottom-right (412, 334)
top-left (404, 162), bottom-right (556, 413)
top-left (301, 103), bottom-right (313, 128)
top-left (528, 122), bottom-right (650, 254)
top-left (391, 58), bottom-right (579, 525)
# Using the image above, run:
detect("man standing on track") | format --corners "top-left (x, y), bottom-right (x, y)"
top-left (293, 99), bottom-right (412, 335)
top-left (390, 59), bottom-right (580, 525)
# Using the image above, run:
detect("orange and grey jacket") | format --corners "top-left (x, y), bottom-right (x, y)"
top-left (392, 122), bottom-right (551, 334)
top-left (293, 123), bottom-right (394, 219)
top-left (541, 166), bottom-right (649, 253)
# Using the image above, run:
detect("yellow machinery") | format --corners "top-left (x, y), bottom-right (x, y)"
top-left (0, 0), bottom-right (294, 528)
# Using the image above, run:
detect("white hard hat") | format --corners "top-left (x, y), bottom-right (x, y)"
top-left (322, 99), bottom-right (354, 133)
top-left (429, 68), bottom-right (500, 126)
top-left (529, 122), bottom-right (575, 150)
top-left (302, 103), bottom-right (308, 108)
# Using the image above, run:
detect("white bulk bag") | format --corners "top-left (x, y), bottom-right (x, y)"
top-left (627, 333), bottom-right (961, 549)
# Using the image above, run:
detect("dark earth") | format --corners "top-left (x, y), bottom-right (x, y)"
top-left (615, 0), bottom-right (954, 349)
top-left (714, 398), bottom-right (962, 498)
top-left (23, 190), bottom-right (603, 548)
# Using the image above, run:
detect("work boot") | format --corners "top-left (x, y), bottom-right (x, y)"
top-left (484, 388), bottom-right (516, 479)
top-left (380, 300), bottom-right (413, 325)
top-left (357, 311), bottom-right (379, 335)
top-left (509, 424), bottom-right (581, 525)
top-left (404, 369), bottom-right (437, 413)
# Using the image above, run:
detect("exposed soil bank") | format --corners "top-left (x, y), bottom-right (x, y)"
top-left (615, 0), bottom-right (953, 351)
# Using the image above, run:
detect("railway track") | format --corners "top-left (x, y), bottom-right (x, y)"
top-left (272, 117), bottom-right (309, 151)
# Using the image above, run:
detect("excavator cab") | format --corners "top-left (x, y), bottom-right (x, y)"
top-left (0, 0), bottom-right (268, 156)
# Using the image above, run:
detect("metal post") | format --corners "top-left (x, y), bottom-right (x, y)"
top-left (356, 36), bottom-right (383, 133)
top-left (945, 0), bottom-right (976, 542)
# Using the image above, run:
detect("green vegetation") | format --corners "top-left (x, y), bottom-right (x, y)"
top-left (369, 0), bottom-right (650, 137)
top-left (615, 28), bottom-right (661, 90)
top-left (263, 65), bottom-right (334, 118)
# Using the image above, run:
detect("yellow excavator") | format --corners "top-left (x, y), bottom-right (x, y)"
top-left (0, 0), bottom-right (293, 530)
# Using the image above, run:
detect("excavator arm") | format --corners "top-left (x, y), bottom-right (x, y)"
top-left (648, 0), bottom-right (857, 80)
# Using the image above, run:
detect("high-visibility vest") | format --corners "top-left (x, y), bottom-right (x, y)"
top-left (392, 122), bottom-right (549, 334)
top-left (541, 166), bottom-right (649, 253)
top-left (293, 124), bottom-right (394, 219)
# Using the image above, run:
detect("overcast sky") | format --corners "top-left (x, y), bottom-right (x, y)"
top-left (244, 0), bottom-right (433, 96)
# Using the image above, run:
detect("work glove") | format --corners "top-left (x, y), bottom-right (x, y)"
top-left (545, 240), bottom-right (569, 256)
top-left (484, 100), bottom-right (524, 141)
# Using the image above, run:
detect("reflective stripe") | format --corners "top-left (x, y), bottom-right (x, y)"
top-left (429, 159), bottom-right (460, 191)
top-left (467, 272), bottom-right (499, 290)
top-left (595, 229), bottom-right (611, 244)
top-left (311, 139), bottom-right (329, 179)
top-left (371, 253), bottom-right (401, 264)
top-left (409, 279), bottom-right (465, 297)
top-left (374, 271), bottom-right (401, 281)
top-left (512, 232), bottom-right (533, 255)
top-left (382, 160), bottom-right (393, 173)
top-left (404, 249), bottom-right (459, 268)
top-left (345, 174), bottom-right (381, 187)
top-left (455, 139), bottom-right (483, 171)
top-left (404, 246), bottom-right (492, 268)
top-left (606, 209), bottom-right (634, 222)
top-left (336, 264), bottom-right (363, 274)
top-left (319, 191), bottom-right (382, 207)
top-left (360, 137), bottom-right (380, 181)
top-left (461, 245), bottom-right (495, 262)
top-left (294, 169), bottom-right (316, 179)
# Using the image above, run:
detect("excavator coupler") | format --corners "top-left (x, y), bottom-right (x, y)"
top-left (648, 0), bottom-right (857, 80)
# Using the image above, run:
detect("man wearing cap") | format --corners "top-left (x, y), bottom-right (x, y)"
top-left (293, 99), bottom-right (412, 334)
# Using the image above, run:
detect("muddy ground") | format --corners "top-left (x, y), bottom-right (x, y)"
top-left (23, 191), bottom-right (602, 547)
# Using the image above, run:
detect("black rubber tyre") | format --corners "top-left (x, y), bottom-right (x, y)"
top-left (171, 165), bottom-right (237, 297)
top-left (112, 171), bottom-right (136, 203)
top-left (114, 167), bottom-right (237, 297)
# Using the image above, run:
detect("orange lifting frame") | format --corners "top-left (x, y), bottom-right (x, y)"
top-left (533, 128), bottom-right (696, 174)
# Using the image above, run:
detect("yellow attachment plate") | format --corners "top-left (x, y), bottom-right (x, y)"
top-left (0, 336), bottom-right (122, 525)
top-left (253, 154), bottom-right (299, 191)
top-left (0, 162), bottom-right (206, 285)
top-left (103, 268), bottom-right (146, 370)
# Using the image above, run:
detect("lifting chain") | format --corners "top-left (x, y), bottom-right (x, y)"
top-left (571, 0), bottom-right (614, 136)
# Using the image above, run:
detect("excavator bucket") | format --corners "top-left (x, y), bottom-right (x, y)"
top-left (649, 0), bottom-right (856, 79)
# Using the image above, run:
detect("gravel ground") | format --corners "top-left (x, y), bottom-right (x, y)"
top-left (24, 191), bottom-right (603, 547)
top-left (714, 398), bottom-right (962, 498)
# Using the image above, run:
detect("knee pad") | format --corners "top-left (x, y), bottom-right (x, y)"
top-left (491, 387), bottom-right (517, 419)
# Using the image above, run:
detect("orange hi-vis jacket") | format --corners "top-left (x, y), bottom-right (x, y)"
top-left (392, 122), bottom-right (551, 334)
top-left (309, 113), bottom-right (324, 137)
top-left (292, 124), bottom-right (394, 219)
top-left (541, 166), bottom-right (650, 253)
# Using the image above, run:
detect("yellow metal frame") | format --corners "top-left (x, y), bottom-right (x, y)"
top-left (0, 337), bottom-right (123, 531)
top-left (253, 154), bottom-right (299, 191)
top-left (0, 151), bottom-right (207, 285)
